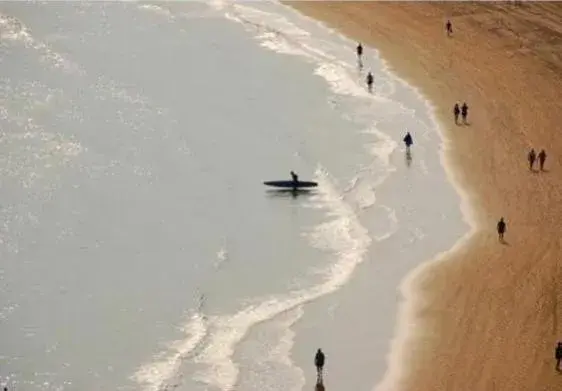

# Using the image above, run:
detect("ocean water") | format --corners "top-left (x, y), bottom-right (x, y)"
top-left (0, 2), bottom-right (467, 391)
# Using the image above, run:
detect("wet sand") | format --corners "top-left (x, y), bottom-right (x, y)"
top-left (285, 2), bottom-right (562, 391)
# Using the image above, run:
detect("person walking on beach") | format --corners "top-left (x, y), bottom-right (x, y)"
top-left (461, 102), bottom-right (469, 124)
top-left (315, 348), bottom-right (325, 382)
top-left (497, 217), bottom-right (506, 242)
top-left (538, 149), bottom-right (547, 171)
top-left (528, 148), bottom-right (537, 171)
top-left (446, 19), bottom-right (453, 37)
top-left (366, 71), bottom-right (374, 93)
top-left (403, 131), bottom-right (413, 152)
top-left (356, 42), bottom-right (363, 70)
top-left (554, 342), bottom-right (562, 372)
top-left (453, 103), bottom-right (460, 124)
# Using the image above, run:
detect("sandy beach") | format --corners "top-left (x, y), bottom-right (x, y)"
top-left (285, 2), bottom-right (562, 391)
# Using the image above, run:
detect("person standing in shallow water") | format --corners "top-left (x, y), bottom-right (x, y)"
top-left (538, 149), bottom-right (547, 171)
top-left (366, 72), bottom-right (374, 93)
top-left (453, 103), bottom-right (460, 124)
top-left (528, 148), bottom-right (536, 171)
top-left (356, 42), bottom-right (363, 70)
top-left (315, 348), bottom-right (325, 382)
top-left (403, 131), bottom-right (413, 152)
top-left (497, 217), bottom-right (506, 242)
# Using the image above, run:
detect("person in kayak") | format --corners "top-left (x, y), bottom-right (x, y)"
top-left (315, 348), bottom-right (325, 382)
top-left (290, 171), bottom-right (299, 184)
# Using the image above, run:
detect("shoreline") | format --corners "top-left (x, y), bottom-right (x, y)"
top-left (285, 2), bottom-right (562, 391)
top-left (132, 3), bottom-right (469, 391)
top-left (218, 3), bottom-right (470, 391)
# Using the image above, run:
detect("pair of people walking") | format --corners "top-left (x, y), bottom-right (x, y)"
top-left (356, 43), bottom-right (375, 93)
top-left (453, 102), bottom-right (469, 124)
top-left (527, 148), bottom-right (547, 171)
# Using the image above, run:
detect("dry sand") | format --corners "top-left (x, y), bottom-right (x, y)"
top-left (285, 2), bottom-right (562, 391)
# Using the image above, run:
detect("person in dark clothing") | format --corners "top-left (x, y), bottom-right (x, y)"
top-left (497, 217), bottom-right (506, 242)
top-left (290, 171), bottom-right (299, 192)
top-left (403, 132), bottom-right (413, 151)
top-left (315, 348), bottom-right (325, 381)
top-left (290, 171), bottom-right (299, 183)
top-left (528, 148), bottom-right (537, 171)
top-left (356, 42), bottom-right (363, 70)
top-left (366, 72), bottom-right (374, 93)
top-left (446, 20), bottom-right (453, 37)
top-left (554, 342), bottom-right (562, 372)
top-left (454, 103), bottom-right (460, 124)
top-left (461, 102), bottom-right (469, 124)
top-left (538, 149), bottom-right (547, 171)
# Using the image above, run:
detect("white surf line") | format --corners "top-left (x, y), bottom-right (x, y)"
top-left (132, 163), bottom-right (373, 391)
top-left (373, 114), bottom-right (475, 391)
top-left (190, 165), bottom-right (372, 391)
top-left (129, 1), bottom-right (417, 390)
top-left (224, 4), bottom-right (470, 391)
top-left (138, 3), bottom-right (219, 20)
top-left (132, 310), bottom-right (209, 391)
top-left (221, 0), bottom-right (404, 221)
top-left (268, 306), bottom-right (306, 391)
top-left (223, 1), bottom-right (406, 102)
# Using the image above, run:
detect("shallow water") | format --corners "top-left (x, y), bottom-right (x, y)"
top-left (0, 2), bottom-right (466, 391)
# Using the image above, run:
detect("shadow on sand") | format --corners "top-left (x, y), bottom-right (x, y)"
top-left (531, 168), bottom-right (549, 173)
